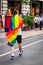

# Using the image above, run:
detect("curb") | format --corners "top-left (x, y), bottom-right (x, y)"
top-left (0, 29), bottom-right (43, 38)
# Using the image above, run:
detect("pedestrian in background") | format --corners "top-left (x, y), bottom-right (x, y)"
top-left (34, 14), bottom-right (39, 30)
top-left (41, 13), bottom-right (43, 28)
top-left (0, 15), bottom-right (3, 29)
top-left (39, 13), bottom-right (42, 30)
top-left (20, 13), bottom-right (24, 18)
top-left (5, 7), bottom-right (12, 32)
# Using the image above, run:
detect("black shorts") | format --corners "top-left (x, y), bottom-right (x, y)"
top-left (16, 35), bottom-right (22, 43)
top-left (35, 23), bottom-right (38, 28)
top-left (5, 28), bottom-right (9, 32)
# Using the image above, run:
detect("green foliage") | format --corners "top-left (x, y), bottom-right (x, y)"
top-left (20, 0), bottom-right (23, 5)
top-left (28, 16), bottom-right (35, 25)
top-left (23, 15), bottom-right (35, 26)
top-left (23, 16), bottom-right (28, 25)
top-left (20, 0), bottom-right (30, 5)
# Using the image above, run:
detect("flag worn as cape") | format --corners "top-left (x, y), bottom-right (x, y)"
top-left (6, 14), bottom-right (23, 46)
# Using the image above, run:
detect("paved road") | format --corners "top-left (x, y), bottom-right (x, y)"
top-left (0, 34), bottom-right (43, 65)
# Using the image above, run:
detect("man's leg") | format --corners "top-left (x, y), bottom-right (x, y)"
top-left (40, 21), bottom-right (42, 30)
top-left (18, 43), bottom-right (22, 51)
top-left (18, 43), bottom-right (23, 56)
top-left (11, 46), bottom-right (15, 59)
top-left (11, 47), bottom-right (14, 56)
top-left (17, 35), bottom-right (23, 56)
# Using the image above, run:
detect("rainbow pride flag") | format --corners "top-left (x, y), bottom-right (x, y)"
top-left (6, 14), bottom-right (23, 46)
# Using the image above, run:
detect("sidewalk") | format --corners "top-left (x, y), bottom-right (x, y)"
top-left (22, 29), bottom-right (43, 38)
top-left (0, 28), bottom-right (43, 38)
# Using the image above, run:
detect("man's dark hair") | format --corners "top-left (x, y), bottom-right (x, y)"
top-left (0, 15), bottom-right (2, 20)
top-left (13, 11), bottom-right (17, 16)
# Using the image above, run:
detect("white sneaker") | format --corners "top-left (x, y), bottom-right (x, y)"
top-left (11, 53), bottom-right (15, 57)
top-left (11, 53), bottom-right (14, 60)
top-left (19, 51), bottom-right (23, 56)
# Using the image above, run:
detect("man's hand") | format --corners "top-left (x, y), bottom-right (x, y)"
top-left (22, 24), bottom-right (25, 27)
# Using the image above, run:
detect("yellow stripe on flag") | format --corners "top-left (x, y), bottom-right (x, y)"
top-left (8, 32), bottom-right (18, 43)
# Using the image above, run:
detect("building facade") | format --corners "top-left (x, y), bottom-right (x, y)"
top-left (0, 0), bottom-right (30, 27)
top-left (0, 0), bottom-right (43, 27)
top-left (31, 0), bottom-right (43, 15)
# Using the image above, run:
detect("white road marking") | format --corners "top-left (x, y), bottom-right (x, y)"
top-left (0, 39), bottom-right (43, 57)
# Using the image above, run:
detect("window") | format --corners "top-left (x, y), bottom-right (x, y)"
top-left (8, 1), bottom-right (21, 14)
top-left (21, 4), bottom-right (30, 15)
